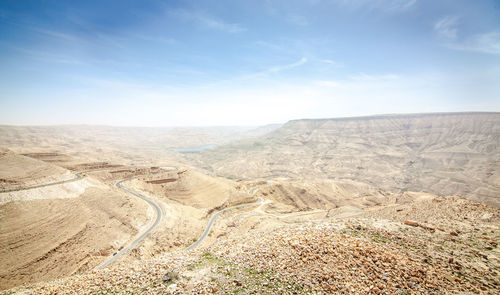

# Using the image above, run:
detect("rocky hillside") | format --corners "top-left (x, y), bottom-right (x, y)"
top-left (189, 112), bottom-right (500, 207)
top-left (4, 194), bottom-right (498, 294)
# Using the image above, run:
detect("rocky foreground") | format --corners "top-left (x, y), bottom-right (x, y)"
top-left (3, 196), bottom-right (499, 294)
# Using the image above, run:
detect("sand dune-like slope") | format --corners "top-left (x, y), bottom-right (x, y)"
top-left (1, 113), bottom-right (498, 293)
top-left (258, 179), bottom-right (393, 211)
top-left (66, 167), bottom-right (255, 267)
top-left (0, 152), bottom-right (150, 290)
top-left (0, 188), bottom-right (149, 290)
top-left (191, 112), bottom-right (500, 207)
top-left (132, 169), bottom-right (251, 210)
top-left (0, 149), bottom-right (73, 191)
top-left (4, 190), bottom-right (498, 294)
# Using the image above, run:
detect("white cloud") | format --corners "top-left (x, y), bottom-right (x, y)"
top-left (198, 16), bottom-right (245, 33)
top-left (448, 31), bottom-right (500, 55)
top-left (336, 0), bottom-right (417, 12)
top-left (434, 16), bottom-right (460, 39)
top-left (268, 57), bottom-right (308, 73)
top-left (32, 28), bottom-right (80, 42)
top-left (185, 56), bottom-right (309, 90)
top-left (173, 10), bottom-right (245, 33)
top-left (222, 57), bottom-right (308, 82)
top-left (321, 59), bottom-right (337, 65)
top-left (434, 15), bottom-right (500, 55)
top-left (136, 35), bottom-right (178, 45)
top-left (387, 0), bottom-right (417, 11)
top-left (253, 40), bottom-right (285, 51)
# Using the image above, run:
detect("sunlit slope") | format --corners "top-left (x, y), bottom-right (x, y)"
top-left (192, 112), bottom-right (500, 207)
top-left (132, 169), bottom-right (251, 209)
top-left (0, 151), bottom-right (149, 290)
top-left (0, 149), bottom-right (73, 191)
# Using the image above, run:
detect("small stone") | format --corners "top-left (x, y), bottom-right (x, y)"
top-left (162, 271), bottom-right (178, 283)
top-left (167, 283), bottom-right (178, 292)
top-left (404, 221), bottom-right (419, 227)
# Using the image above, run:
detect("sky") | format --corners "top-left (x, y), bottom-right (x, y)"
top-left (0, 0), bottom-right (499, 126)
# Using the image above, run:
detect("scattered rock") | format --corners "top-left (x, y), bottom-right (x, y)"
top-left (404, 220), bottom-right (435, 232)
top-left (162, 271), bottom-right (178, 283)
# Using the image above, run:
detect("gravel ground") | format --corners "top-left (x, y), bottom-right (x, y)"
top-left (3, 197), bottom-right (499, 294)
top-left (212, 219), bottom-right (499, 294)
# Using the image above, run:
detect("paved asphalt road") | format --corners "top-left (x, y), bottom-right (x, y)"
top-left (2, 165), bottom-right (270, 268)
top-left (186, 182), bottom-right (271, 251)
top-left (96, 177), bottom-right (164, 269)
top-left (0, 166), bottom-right (171, 269)
top-left (0, 173), bottom-right (84, 193)
top-left (96, 166), bottom-right (178, 268)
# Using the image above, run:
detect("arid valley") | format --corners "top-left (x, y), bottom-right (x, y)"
top-left (2, 0), bottom-right (500, 293)
top-left (0, 112), bottom-right (499, 294)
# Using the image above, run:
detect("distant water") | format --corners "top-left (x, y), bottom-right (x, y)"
top-left (174, 145), bottom-right (214, 153)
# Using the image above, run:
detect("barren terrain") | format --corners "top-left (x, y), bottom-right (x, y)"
top-left (0, 148), bottom-right (256, 290)
top-left (188, 112), bottom-right (500, 207)
top-left (3, 189), bottom-right (499, 294)
top-left (1, 112), bottom-right (499, 294)
top-left (0, 150), bottom-right (157, 289)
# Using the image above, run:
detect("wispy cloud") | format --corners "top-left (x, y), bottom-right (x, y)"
top-left (321, 59), bottom-right (343, 67)
top-left (387, 0), bottom-right (417, 11)
top-left (197, 15), bottom-right (245, 33)
top-left (202, 57), bottom-right (309, 86)
top-left (253, 40), bottom-right (285, 51)
top-left (448, 31), bottom-right (500, 55)
top-left (4, 45), bottom-right (85, 65)
top-left (336, 0), bottom-right (417, 12)
top-left (268, 57), bottom-right (308, 73)
top-left (135, 35), bottom-right (178, 45)
top-left (434, 15), bottom-right (460, 39)
top-left (29, 25), bottom-right (128, 51)
top-left (434, 15), bottom-right (500, 55)
top-left (32, 27), bottom-right (80, 42)
top-left (173, 10), bottom-right (245, 33)
top-left (321, 59), bottom-right (336, 65)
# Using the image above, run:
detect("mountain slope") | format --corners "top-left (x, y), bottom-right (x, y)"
top-left (189, 112), bottom-right (500, 207)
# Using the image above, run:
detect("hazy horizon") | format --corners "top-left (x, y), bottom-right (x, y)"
top-left (1, 0), bottom-right (499, 126)
top-left (1, 111), bottom-right (500, 128)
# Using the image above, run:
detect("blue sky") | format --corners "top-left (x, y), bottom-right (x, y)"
top-left (0, 0), bottom-right (499, 126)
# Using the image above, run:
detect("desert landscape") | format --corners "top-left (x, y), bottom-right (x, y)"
top-left (187, 113), bottom-right (500, 207)
top-left (0, 112), bottom-right (499, 294)
top-left (1, 1), bottom-right (499, 294)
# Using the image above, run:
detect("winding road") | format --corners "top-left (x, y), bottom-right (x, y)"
top-left (92, 166), bottom-right (178, 268)
top-left (2, 165), bottom-right (271, 267)
top-left (96, 176), bottom-right (164, 269)
top-left (186, 182), bottom-right (271, 250)
top-left (0, 173), bottom-right (84, 193)
top-left (1, 166), bottom-right (171, 269)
